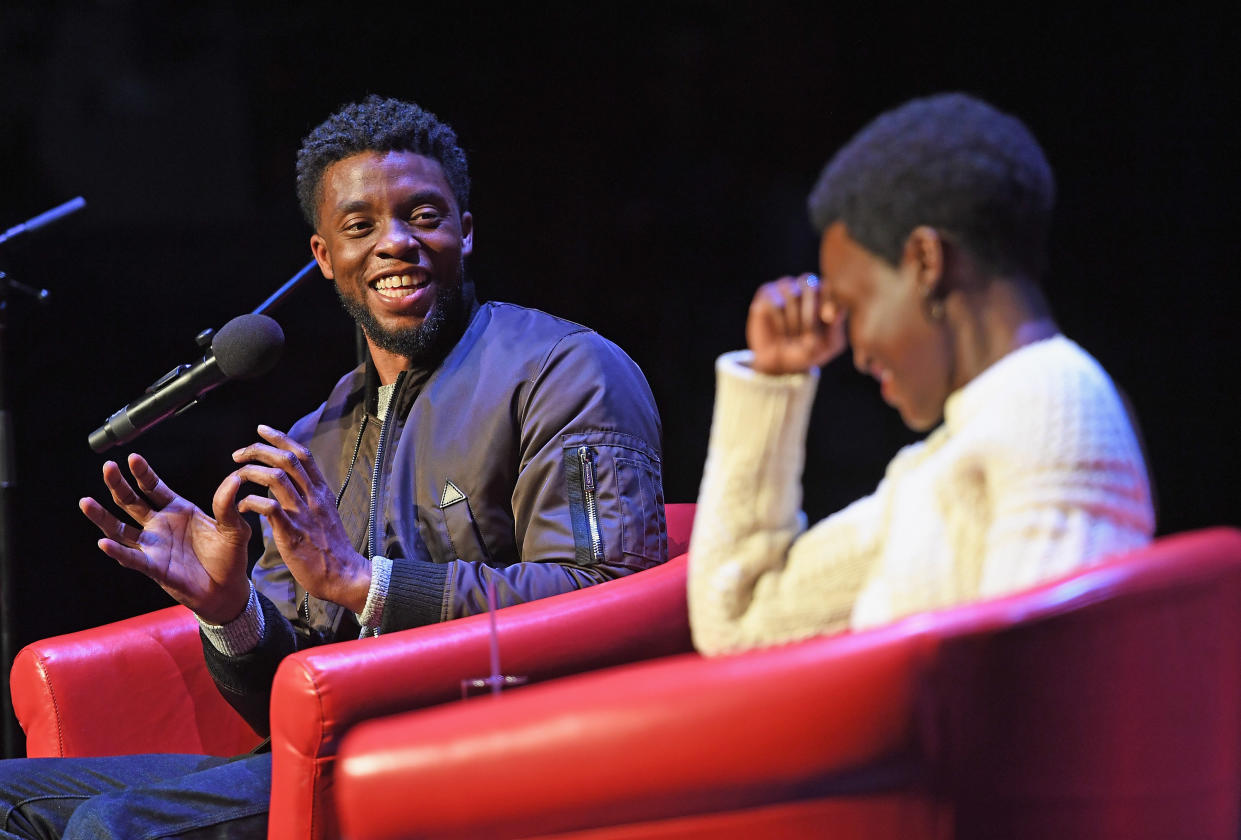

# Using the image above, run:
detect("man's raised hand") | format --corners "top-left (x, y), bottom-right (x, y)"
top-left (79, 454), bottom-right (253, 625)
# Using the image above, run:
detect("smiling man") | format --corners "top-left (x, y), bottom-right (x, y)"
top-left (0, 96), bottom-right (665, 839)
top-left (688, 92), bottom-right (1154, 656)
top-left (310, 147), bottom-right (473, 372)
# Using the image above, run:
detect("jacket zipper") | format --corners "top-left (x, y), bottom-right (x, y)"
top-left (336, 416), bottom-right (369, 508)
top-left (577, 445), bottom-right (604, 562)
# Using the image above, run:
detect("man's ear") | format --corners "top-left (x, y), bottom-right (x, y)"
top-left (903, 225), bottom-right (945, 297)
top-left (309, 233), bottom-right (334, 281)
top-left (460, 211), bottom-right (474, 258)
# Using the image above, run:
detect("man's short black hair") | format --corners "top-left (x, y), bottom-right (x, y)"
top-left (296, 95), bottom-right (471, 228)
top-left (807, 92), bottom-right (1055, 280)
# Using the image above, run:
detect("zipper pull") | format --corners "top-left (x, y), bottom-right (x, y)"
top-left (579, 446), bottom-right (596, 491)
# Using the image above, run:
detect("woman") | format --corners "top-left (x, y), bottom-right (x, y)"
top-left (689, 93), bottom-right (1154, 656)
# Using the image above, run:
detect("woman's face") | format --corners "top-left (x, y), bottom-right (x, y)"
top-left (819, 222), bottom-right (954, 431)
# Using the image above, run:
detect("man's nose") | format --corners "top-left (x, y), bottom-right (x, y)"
top-left (377, 218), bottom-right (421, 258)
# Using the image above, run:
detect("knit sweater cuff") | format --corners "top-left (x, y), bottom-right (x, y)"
top-left (380, 557), bottom-right (450, 632)
top-left (357, 555), bottom-right (394, 636)
top-left (709, 351), bottom-right (819, 520)
top-left (198, 581), bottom-right (265, 657)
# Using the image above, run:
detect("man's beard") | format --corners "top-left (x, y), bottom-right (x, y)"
top-left (335, 266), bottom-right (469, 365)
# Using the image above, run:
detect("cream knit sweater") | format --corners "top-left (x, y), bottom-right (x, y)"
top-left (688, 336), bottom-right (1155, 656)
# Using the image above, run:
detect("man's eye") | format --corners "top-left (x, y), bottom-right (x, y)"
top-left (343, 220), bottom-right (372, 233)
top-left (412, 210), bottom-right (444, 226)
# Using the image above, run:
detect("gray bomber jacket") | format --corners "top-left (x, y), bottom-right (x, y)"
top-left (204, 300), bottom-right (666, 735)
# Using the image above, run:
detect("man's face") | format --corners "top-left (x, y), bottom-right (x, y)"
top-left (819, 222), bottom-right (952, 431)
top-left (310, 150), bottom-right (474, 362)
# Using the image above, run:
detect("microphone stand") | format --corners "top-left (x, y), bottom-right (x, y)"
top-left (254, 258), bottom-right (370, 366)
top-left (253, 259), bottom-right (318, 316)
top-left (0, 271), bottom-right (52, 758)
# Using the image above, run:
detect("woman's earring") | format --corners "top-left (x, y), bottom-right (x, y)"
top-left (921, 285), bottom-right (946, 321)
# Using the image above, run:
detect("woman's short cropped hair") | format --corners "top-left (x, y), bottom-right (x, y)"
top-left (807, 92), bottom-right (1055, 280)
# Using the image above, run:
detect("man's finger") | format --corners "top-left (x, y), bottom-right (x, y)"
top-left (238, 493), bottom-right (276, 515)
top-left (233, 465), bottom-right (306, 511)
top-left (276, 429), bottom-right (332, 490)
top-left (79, 497), bottom-right (139, 546)
top-left (211, 473), bottom-right (251, 540)
top-left (256, 425), bottom-right (312, 462)
top-left (101, 461), bottom-right (154, 523)
top-left (236, 429), bottom-right (314, 496)
top-left (96, 537), bottom-right (155, 575)
top-left (236, 496), bottom-right (297, 542)
top-left (127, 454), bottom-right (179, 509)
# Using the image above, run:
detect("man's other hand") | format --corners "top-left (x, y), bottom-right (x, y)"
top-left (232, 425), bottom-right (372, 614)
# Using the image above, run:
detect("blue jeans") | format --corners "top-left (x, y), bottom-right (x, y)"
top-left (0, 753), bottom-right (269, 840)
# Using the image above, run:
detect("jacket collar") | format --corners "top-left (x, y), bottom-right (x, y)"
top-left (360, 290), bottom-right (483, 419)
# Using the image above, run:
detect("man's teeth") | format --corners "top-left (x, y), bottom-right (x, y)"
top-left (373, 275), bottom-right (426, 297)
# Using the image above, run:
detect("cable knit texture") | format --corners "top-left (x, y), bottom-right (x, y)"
top-left (689, 337), bottom-right (1155, 656)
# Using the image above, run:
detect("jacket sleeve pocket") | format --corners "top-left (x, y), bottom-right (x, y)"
top-left (562, 431), bottom-right (665, 568)
top-left (616, 455), bottom-right (665, 563)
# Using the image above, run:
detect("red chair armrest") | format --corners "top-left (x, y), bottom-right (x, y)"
top-left (334, 628), bottom-right (924, 840)
top-left (11, 605), bottom-right (261, 757)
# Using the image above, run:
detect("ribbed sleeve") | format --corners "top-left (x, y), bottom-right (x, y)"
top-left (199, 581), bottom-right (265, 656)
top-left (356, 555), bottom-right (394, 636)
top-left (380, 556), bottom-right (450, 632)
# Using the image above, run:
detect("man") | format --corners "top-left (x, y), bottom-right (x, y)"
top-left (689, 92), bottom-right (1153, 655)
top-left (0, 95), bottom-right (665, 838)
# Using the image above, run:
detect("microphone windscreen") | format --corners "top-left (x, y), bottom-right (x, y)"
top-left (212, 313), bottom-right (285, 379)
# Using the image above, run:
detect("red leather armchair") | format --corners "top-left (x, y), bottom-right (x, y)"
top-left (10, 503), bottom-right (697, 840)
top-left (333, 527), bottom-right (1241, 840)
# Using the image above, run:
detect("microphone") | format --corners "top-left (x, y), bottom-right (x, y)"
top-left (88, 313), bottom-right (285, 453)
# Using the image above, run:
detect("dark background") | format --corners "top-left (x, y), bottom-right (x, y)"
top-left (0, 3), bottom-right (1235, 743)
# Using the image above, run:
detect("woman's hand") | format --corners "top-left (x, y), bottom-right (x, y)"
top-left (745, 273), bottom-right (847, 375)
